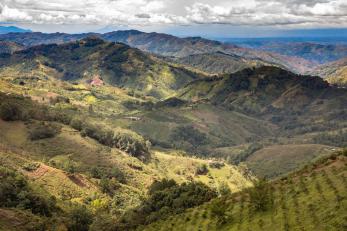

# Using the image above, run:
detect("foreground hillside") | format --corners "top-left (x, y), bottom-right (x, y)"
top-left (142, 150), bottom-right (347, 231)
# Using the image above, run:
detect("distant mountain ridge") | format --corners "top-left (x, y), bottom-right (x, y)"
top-left (0, 26), bottom-right (31, 34)
top-left (0, 30), bottom-right (314, 74)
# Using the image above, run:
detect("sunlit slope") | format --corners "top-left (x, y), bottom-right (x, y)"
top-left (142, 151), bottom-right (347, 231)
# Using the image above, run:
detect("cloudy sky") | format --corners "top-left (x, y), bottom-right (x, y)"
top-left (0, 0), bottom-right (346, 36)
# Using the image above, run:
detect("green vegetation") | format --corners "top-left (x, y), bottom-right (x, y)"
top-left (0, 34), bottom-right (346, 231)
top-left (0, 102), bottom-right (25, 121)
top-left (28, 122), bottom-right (62, 140)
top-left (313, 130), bottom-right (347, 147)
top-left (142, 150), bottom-right (347, 231)
top-left (0, 166), bottom-right (57, 217)
top-left (117, 179), bottom-right (217, 230)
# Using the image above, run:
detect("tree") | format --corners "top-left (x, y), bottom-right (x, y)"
top-left (67, 205), bottom-right (93, 231)
top-left (210, 199), bottom-right (231, 225)
top-left (249, 179), bottom-right (274, 212)
top-left (0, 102), bottom-right (23, 121)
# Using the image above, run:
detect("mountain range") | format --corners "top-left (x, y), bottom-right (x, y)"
top-left (0, 26), bottom-right (31, 34)
top-left (0, 30), bottom-right (315, 74)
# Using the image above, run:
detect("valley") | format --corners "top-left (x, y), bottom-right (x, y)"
top-left (0, 29), bottom-right (346, 231)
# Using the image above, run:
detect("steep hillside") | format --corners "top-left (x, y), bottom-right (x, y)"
top-left (312, 57), bottom-right (347, 87)
top-left (0, 37), bottom-right (202, 98)
top-left (179, 66), bottom-right (346, 116)
top-left (142, 150), bottom-right (347, 231)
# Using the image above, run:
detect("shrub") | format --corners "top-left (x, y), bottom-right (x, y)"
top-left (100, 178), bottom-right (120, 196)
top-left (0, 167), bottom-right (57, 216)
top-left (148, 179), bottom-right (177, 195)
top-left (209, 161), bottom-right (225, 169)
top-left (28, 122), bottom-right (61, 140)
top-left (118, 180), bottom-right (217, 229)
top-left (91, 166), bottom-right (126, 184)
top-left (218, 182), bottom-right (231, 196)
top-left (0, 102), bottom-right (23, 121)
top-left (210, 199), bottom-right (230, 225)
top-left (67, 205), bottom-right (93, 231)
top-left (195, 164), bottom-right (209, 175)
top-left (70, 118), bottom-right (83, 131)
top-left (22, 162), bottom-right (40, 172)
top-left (89, 213), bottom-right (117, 231)
top-left (170, 125), bottom-right (208, 148)
top-left (249, 179), bottom-right (274, 212)
top-left (80, 122), bottom-right (150, 160)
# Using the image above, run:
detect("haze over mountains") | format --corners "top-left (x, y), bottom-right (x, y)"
top-left (0, 27), bottom-right (346, 231)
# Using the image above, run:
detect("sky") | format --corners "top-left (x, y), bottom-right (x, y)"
top-left (0, 0), bottom-right (347, 37)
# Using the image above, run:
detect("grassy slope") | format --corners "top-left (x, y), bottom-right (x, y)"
top-left (142, 151), bottom-right (347, 231)
top-left (245, 144), bottom-right (336, 178)
top-left (0, 118), bottom-right (252, 212)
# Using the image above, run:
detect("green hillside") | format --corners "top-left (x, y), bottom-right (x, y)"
top-left (171, 52), bottom-right (269, 75)
top-left (142, 150), bottom-right (347, 231)
top-left (0, 37), bottom-right (202, 99)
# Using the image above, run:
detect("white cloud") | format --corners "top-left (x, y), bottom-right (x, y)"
top-left (0, 0), bottom-right (346, 28)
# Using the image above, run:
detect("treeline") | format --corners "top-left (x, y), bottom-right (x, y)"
top-left (0, 93), bottom-right (150, 160)
top-left (313, 130), bottom-right (347, 147)
top-left (115, 179), bottom-right (217, 230)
